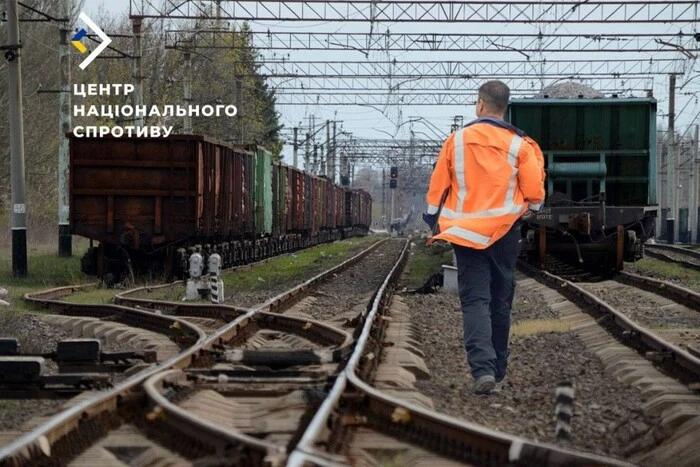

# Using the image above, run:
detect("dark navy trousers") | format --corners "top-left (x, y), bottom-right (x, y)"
top-left (452, 222), bottom-right (521, 381)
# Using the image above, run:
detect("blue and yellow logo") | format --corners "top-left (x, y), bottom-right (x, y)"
top-left (73, 13), bottom-right (112, 69)
top-left (71, 29), bottom-right (88, 54)
top-left (70, 29), bottom-right (87, 54)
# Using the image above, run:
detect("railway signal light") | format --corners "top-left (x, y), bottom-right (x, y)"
top-left (389, 166), bottom-right (398, 189)
top-left (390, 179), bottom-right (397, 188)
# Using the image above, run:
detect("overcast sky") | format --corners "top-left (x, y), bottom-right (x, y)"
top-left (79, 1), bottom-right (700, 165)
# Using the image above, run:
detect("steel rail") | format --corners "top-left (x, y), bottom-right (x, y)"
top-left (288, 238), bottom-right (411, 466)
top-left (617, 270), bottom-right (700, 310)
top-left (249, 238), bottom-right (388, 313)
top-left (143, 369), bottom-right (287, 465)
top-left (645, 244), bottom-right (700, 260)
top-left (0, 292), bottom-right (208, 463)
top-left (519, 261), bottom-right (700, 377)
top-left (342, 380), bottom-right (634, 466)
top-left (115, 237), bottom-right (386, 313)
top-left (114, 246), bottom-right (295, 308)
top-left (137, 240), bottom-right (401, 465)
top-left (23, 286), bottom-right (206, 344)
top-left (290, 241), bottom-right (632, 466)
top-left (0, 238), bottom-right (387, 463)
top-left (644, 244), bottom-right (700, 272)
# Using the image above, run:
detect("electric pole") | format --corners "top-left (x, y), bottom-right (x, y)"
top-left (666, 74), bottom-right (676, 244)
top-left (58, 0), bottom-right (71, 257)
top-left (304, 132), bottom-right (310, 172)
top-left (319, 143), bottom-right (325, 175)
top-left (183, 50), bottom-right (193, 133)
top-left (331, 121), bottom-right (337, 183)
top-left (292, 127), bottom-right (298, 168)
top-left (382, 167), bottom-right (386, 223)
top-left (6, 0), bottom-right (27, 276)
top-left (691, 125), bottom-right (699, 243)
top-left (132, 16), bottom-right (144, 127)
top-left (326, 120), bottom-right (331, 178)
top-left (236, 75), bottom-right (243, 142)
top-left (313, 144), bottom-right (319, 175)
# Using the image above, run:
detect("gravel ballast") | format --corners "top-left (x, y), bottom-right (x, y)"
top-left (402, 274), bottom-right (656, 458)
top-left (229, 238), bottom-right (386, 309)
top-left (0, 313), bottom-right (72, 431)
top-left (0, 400), bottom-right (65, 431)
top-left (0, 312), bottom-right (70, 354)
top-left (297, 239), bottom-right (406, 322)
top-left (0, 312), bottom-right (156, 433)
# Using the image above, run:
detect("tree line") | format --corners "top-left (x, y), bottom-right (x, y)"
top-left (0, 0), bottom-right (282, 242)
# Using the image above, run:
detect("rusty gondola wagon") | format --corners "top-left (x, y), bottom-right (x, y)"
top-left (69, 134), bottom-right (371, 281)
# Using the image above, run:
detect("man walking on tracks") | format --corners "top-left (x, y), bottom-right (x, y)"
top-left (423, 81), bottom-right (546, 394)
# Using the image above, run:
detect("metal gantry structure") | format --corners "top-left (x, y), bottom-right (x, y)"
top-left (125, 1), bottom-right (700, 241)
top-left (140, 1), bottom-right (700, 108)
top-left (335, 138), bottom-right (443, 164)
top-left (131, 1), bottom-right (700, 23)
top-left (272, 89), bottom-right (653, 106)
top-left (255, 59), bottom-right (686, 78)
top-left (166, 30), bottom-right (700, 53)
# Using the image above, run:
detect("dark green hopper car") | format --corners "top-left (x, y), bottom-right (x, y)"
top-left (507, 97), bottom-right (658, 271)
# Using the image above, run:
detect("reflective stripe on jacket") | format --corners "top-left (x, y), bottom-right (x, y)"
top-left (426, 118), bottom-right (546, 249)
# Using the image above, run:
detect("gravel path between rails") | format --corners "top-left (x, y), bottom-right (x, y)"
top-left (402, 275), bottom-right (655, 459)
top-left (223, 238), bottom-right (383, 309)
top-left (303, 240), bottom-right (406, 322)
top-left (0, 312), bottom-right (70, 354)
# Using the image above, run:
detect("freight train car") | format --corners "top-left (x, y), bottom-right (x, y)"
top-left (507, 97), bottom-right (658, 271)
top-left (70, 135), bottom-right (371, 281)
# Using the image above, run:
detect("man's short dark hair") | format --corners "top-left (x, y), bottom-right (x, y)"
top-left (478, 80), bottom-right (510, 115)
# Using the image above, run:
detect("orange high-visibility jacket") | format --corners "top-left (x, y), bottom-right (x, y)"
top-left (426, 118), bottom-right (546, 249)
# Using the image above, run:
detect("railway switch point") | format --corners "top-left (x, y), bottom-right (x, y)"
top-left (0, 338), bottom-right (19, 355)
top-left (56, 339), bottom-right (101, 364)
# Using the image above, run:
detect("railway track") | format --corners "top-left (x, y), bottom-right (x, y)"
top-left (1, 239), bottom-right (639, 466)
top-left (0, 238), bottom-right (393, 464)
top-left (518, 260), bottom-right (700, 379)
top-left (644, 244), bottom-right (700, 272)
top-left (283, 245), bottom-right (630, 466)
top-left (508, 265), bottom-right (700, 465)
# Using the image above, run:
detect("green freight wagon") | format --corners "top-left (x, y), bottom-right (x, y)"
top-left (507, 97), bottom-right (658, 271)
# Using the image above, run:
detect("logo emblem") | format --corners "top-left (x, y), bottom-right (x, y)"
top-left (74, 12), bottom-right (112, 70)
top-left (70, 29), bottom-right (88, 53)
